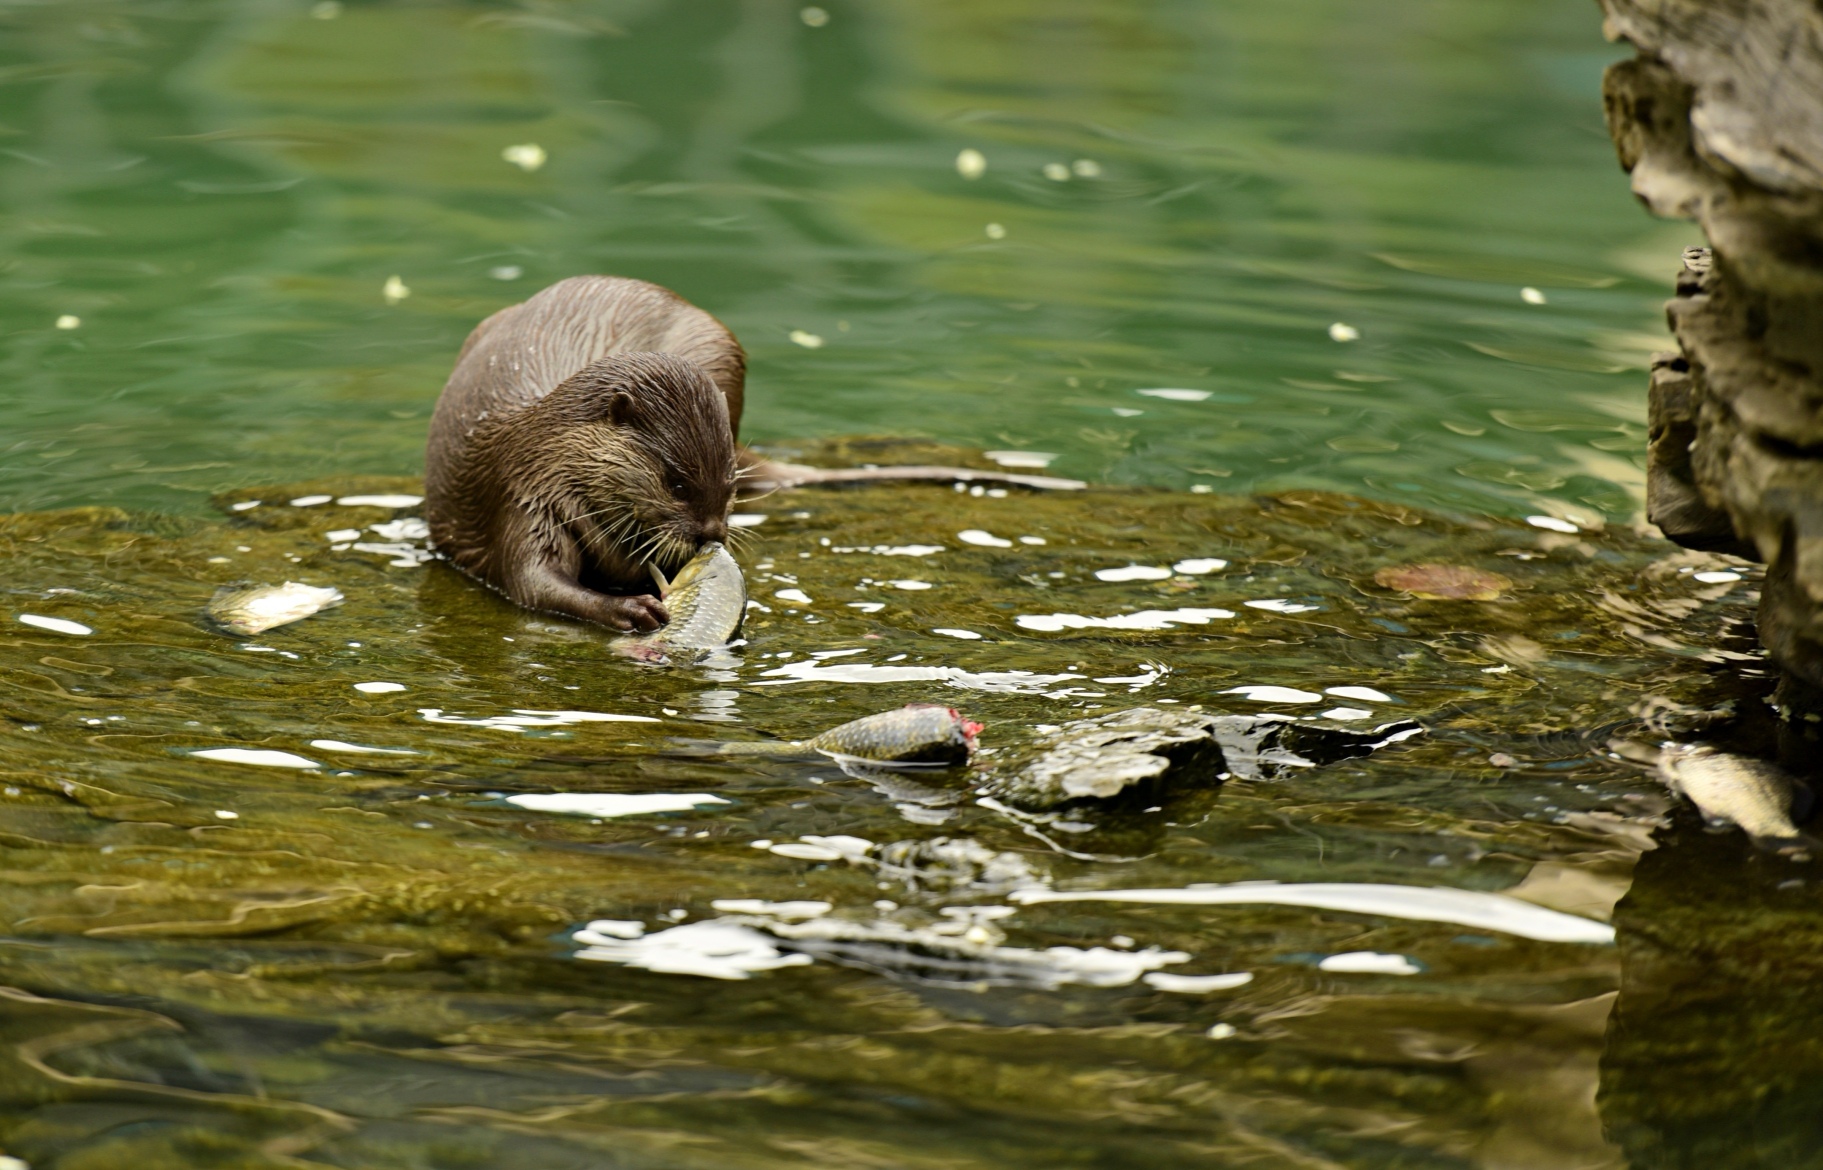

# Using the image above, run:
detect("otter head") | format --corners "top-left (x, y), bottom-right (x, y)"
top-left (530, 351), bottom-right (736, 588)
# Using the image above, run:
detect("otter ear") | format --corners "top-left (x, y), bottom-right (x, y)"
top-left (605, 391), bottom-right (637, 427)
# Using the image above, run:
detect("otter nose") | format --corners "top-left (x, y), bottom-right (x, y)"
top-left (697, 516), bottom-right (729, 546)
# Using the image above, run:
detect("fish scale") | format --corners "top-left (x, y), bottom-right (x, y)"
top-left (613, 541), bottom-right (746, 664)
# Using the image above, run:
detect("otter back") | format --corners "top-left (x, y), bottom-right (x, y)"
top-left (423, 276), bottom-right (745, 631)
top-left (427, 276), bottom-right (744, 505)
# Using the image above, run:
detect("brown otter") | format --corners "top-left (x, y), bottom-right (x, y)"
top-left (426, 276), bottom-right (744, 631)
top-left (427, 274), bottom-right (1086, 631)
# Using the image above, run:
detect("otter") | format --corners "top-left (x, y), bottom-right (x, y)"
top-left (426, 276), bottom-right (743, 631)
top-left (426, 274), bottom-right (1086, 631)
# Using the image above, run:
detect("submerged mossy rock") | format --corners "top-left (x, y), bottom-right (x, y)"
top-left (1600, 1), bottom-right (1823, 692)
top-left (983, 706), bottom-right (1422, 810)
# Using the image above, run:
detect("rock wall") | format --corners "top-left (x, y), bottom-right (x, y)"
top-left (1599, 0), bottom-right (1823, 688)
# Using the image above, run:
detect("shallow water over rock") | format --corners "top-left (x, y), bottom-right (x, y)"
top-left (0, 473), bottom-right (1796, 1166)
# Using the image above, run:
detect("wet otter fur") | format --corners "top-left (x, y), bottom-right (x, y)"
top-left (426, 276), bottom-right (742, 630)
top-left (427, 274), bottom-right (1087, 631)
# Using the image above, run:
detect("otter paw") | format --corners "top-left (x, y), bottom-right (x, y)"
top-left (608, 594), bottom-right (669, 632)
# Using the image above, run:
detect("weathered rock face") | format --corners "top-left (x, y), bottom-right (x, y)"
top-left (1600, 1), bottom-right (1823, 688)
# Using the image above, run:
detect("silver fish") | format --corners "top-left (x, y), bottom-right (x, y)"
top-left (712, 704), bottom-right (982, 766)
top-left (613, 542), bottom-right (745, 664)
top-left (207, 581), bottom-right (343, 635)
top-left (1657, 743), bottom-right (1818, 854)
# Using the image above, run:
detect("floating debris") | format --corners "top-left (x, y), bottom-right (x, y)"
top-left (206, 582), bottom-right (343, 635)
top-left (798, 5), bottom-right (828, 27)
top-left (984, 222), bottom-right (1006, 239)
top-left (1521, 286), bottom-right (1548, 304)
top-left (382, 275), bottom-right (409, 304)
top-left (788, 330), bottom-right (824, 348)
top-left (1071, 158), bottom-right (1101, 178)
top-left (54, 314), bottom-right (80, 330)
top-left (1328, 322), bottom-right (1360, 342)
top-left (956, 148), bottom-right (986, 179)
top-left (1374, 563), bottom-right (1511, 600)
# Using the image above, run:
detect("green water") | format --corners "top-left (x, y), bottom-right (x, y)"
top-left (3, 1), bottom-right (1816, 1167)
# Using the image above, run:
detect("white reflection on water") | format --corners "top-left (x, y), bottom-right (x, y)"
top-left (1318, 951), bottom-right (1422, 974)
top-left (1009, 881), bottom-right (1616, 944)
top-left (191, 747), bottom-right (321, 769)
top-left (309, 739), bottom-right (417, 755)
top-left (1143, 970), bottom-right (1253, 993)
top-left (1093, 564), bottom-right (1172, 581)
top-left (1016, 608), bottom-right (1234, 632)
top-left (1244, 599), bottom-right (1321, 613)
top-left (17, 614), bottom-right (92, 636)
top-left (418, 707), bottom-right (661, 731)
top-left (1222, 685), bottom-right (1322, 703)
top-left (574, 919), bottom-right (814, 980)
top-left (506, 792), bottom-right (728, 817)
top-left (753, 659), bottom-right (1083, 694)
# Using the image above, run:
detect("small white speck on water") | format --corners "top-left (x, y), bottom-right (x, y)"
top-left (984, 222), bottom-right (1006, 240)
top-left (956, 148), bottom-right (986, 180)
top-left (1328, 322), bottom-right (1360, 342)
top-left (55, 314), bottom-right (80, 330)
top-left (1521, 286), bottom-right (1547, 304)
top-left (501, 143), bottom-right (546, 172)
top-left (789, 330), bottom-right (824, 348)
top-left (799, 6), bottom-right (829, 26)
top-left (382, 275), bottom-right (410, 304)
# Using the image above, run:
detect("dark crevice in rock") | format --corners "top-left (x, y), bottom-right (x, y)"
top-left (1601, 0), bottom-right (1823, 686)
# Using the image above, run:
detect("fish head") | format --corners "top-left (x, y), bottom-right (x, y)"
top-left (901, 703), bottom-right (983, 747)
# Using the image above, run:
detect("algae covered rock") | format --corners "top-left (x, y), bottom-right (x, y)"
top-left (984, 706), bottom-right (1422, 810)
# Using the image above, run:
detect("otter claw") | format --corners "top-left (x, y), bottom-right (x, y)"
top-left (611, 594), bottom-right (669, 632)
